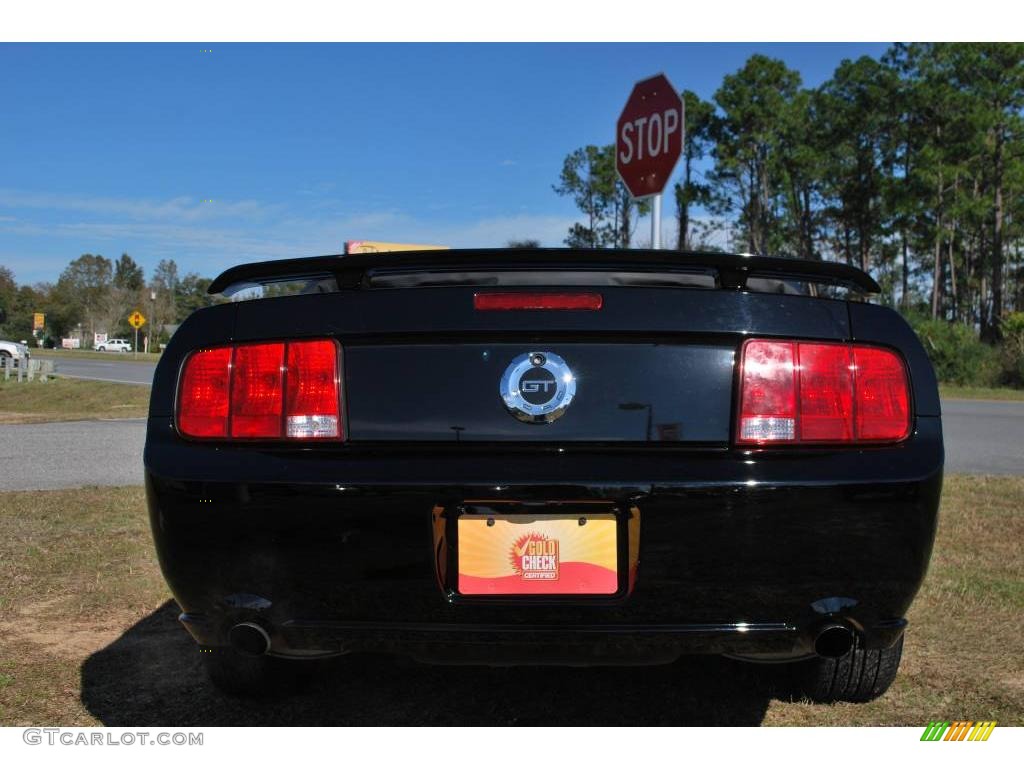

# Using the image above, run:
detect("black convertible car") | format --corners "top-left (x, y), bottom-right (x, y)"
top-left (144, 248), bottom-right (942, 701)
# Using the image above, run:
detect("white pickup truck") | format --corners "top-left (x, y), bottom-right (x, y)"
top-left (0, 339), bottom-right (31, 365)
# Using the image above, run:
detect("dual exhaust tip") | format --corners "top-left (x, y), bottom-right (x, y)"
top-left (228, 619), bottom-right (856, 660)
top-left (229, 622), bottom-right (272, 656)
top-left (813, 622), bottom-right (855, 658)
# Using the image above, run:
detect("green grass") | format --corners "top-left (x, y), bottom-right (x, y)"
top-left (32, 348), bottom-right (162, 363)
top-left (940, 384), bottom-right (1024, 401)
top-left (0, 378), bottom-right (150, 423)
top-left (0, 477), bottom-right (1021, 726)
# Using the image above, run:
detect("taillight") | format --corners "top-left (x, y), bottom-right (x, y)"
top-left (177, 347), bottom-right (232, 438)
top-left (230, 343), bottom-right (285, 438)
top-left (473, 292), bottom-right (603, 311)
top-left (853, 346), bottom-right (911, 441)
top-left (798, 343), bottom-right (854, 442)
top-left (285, 340), bottom-right (341, 439)
top-left (178, 339), bottom-right (343, 440)
top-left (737, 339), bottom-right (910, 446)
top-left (737, 340), bottom-right (797, 442)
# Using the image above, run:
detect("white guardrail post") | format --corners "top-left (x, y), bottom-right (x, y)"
top-left (0, 356), bottom-right (54, 382)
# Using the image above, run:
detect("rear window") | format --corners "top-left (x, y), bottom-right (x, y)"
top-left (367, 269), bottom-right (849, 297)
top-left (230, 269), bottom-right (860, 301)
top-left (367, 269), bottom-right (716, 290)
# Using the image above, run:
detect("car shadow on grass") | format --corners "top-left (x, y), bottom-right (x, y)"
top-left (81, 600), bottom-right (782, 725)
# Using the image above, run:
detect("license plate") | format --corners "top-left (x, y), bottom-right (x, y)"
top-left (457, 513), bottom-right (618, 595)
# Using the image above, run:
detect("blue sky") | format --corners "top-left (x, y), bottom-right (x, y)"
top-left (0, 43), bottom-right (888, 285)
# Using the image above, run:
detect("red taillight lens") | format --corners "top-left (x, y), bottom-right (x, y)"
top-left (230, 343), bottom-right (285, 438)
top-left (797, 343), bottom-right (854, 442)
top-left (853, 346), bottom-right (910, 441)
top-left (738, 339), bottom-right (910, 445)
top-left (473, 292), bottom-right (603, 311)
top-left (286, 340), bottom-right (342, 439)
top-left (178, 339), bottom-right (343, 440)
top-left (177, 347), bottom-right (232, 437)
top-left (738, 340), bottom-right (797, 443)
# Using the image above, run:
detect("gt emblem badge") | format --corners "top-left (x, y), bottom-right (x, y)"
top-left (499, 352), bottom-right (576, 423)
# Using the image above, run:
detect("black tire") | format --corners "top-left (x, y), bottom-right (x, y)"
top-left (790, 634), bottom-right (904, 703)
top-left (202, 647), bottom-right (312, 697)
top-left (203, 647), bottom-right (272, 696)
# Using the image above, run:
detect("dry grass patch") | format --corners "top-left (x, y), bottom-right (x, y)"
top-left (0, 487), bottom-right (166, 725)
top-left (0, 378), bottom-right (150, 423)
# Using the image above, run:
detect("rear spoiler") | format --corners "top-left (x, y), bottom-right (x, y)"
top-left (208, 248), bottom-right (880, 296)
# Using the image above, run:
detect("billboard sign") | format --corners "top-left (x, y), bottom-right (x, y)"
top-left (344, 241), bottom-right (449, 255)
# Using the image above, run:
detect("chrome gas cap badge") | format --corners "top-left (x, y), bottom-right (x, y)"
top-left (500, 352), bottom-right (576, 423)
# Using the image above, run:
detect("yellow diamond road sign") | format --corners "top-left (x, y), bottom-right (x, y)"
top-left (129, 311), bottom-right (146, 329)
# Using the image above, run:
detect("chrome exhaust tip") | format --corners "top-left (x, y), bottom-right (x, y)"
top-left (813, 622), bottom-right (855, 658)
top-left (229, 622), bottom-right (271, 656)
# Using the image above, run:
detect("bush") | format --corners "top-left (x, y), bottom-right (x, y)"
top-left (1001, 312), bottom-right (1024, 387)
top-left (908, 315), bottom-right (1002, 387)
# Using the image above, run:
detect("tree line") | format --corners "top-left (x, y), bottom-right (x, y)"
top-left (0, 254), bottom-right (219, 347)
top-left (554, 43), bottom-right (1024, 350)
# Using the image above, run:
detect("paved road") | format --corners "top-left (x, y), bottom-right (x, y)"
top-left (941, 399), bottom-right (1024, 476)
top-left (0, 419), bottom-right (146, 490)
top-left (0, 399), bottom-right (1020, 491)
top-left (52, 356), bottom-right (157, 385)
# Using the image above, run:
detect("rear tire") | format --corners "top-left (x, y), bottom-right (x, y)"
top-left (203, 647), bottom-right (272, 696)
top-left (790, 634), bottom-right (904, 703)
top-left (202, 648), bottom-right (312, 697)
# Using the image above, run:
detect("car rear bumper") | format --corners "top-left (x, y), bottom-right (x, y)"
top-left (145, 416), bottom-right (942, 663)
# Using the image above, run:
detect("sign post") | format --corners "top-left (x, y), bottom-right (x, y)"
top-left (128, 310), bottom-right (146, 359)
top-left (615, 73), bottom-right (684, 250)
top-left (651, 195), bottom-right (662, 249)
top-left (32, 312), bottom-right (45, 347)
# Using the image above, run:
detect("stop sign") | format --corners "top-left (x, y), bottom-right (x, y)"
top-left (616, 74), bottom-right (684, 199)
